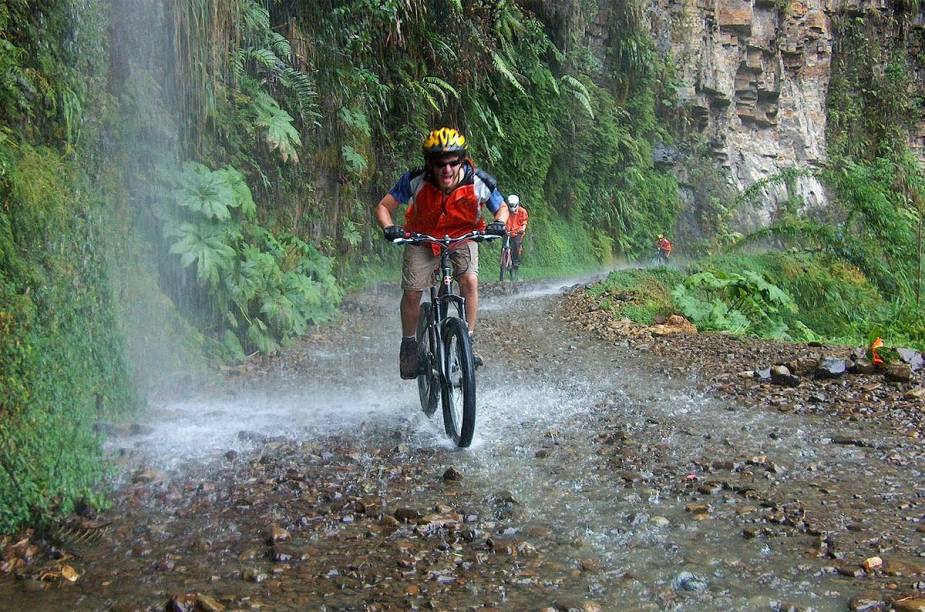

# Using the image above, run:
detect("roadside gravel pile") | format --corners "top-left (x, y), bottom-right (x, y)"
top-left (561, 286), bottom-right (925, 436)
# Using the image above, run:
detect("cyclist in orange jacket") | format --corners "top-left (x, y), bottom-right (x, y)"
top-left (655, 234), bottom-right (672, 265)
top-left (505, 194), bottom-right (528, 275)
top-left (374, 127), bottom-right (509, 379)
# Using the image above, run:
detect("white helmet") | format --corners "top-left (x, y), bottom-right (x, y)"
top-left (508, 194), bottom-right (520, 209)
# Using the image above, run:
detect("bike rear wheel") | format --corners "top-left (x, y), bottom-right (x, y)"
top-left (416, 303), bottom-right (439, 417)
top-left (440, 317), bottom-right (476, 447)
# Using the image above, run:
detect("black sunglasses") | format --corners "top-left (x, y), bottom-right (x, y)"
top-left (432, 158), bottom-right (463, 169)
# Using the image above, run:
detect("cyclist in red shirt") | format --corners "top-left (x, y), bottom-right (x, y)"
top-left (655, 234), bottom-right (672, 265)
top-left (374, 128), bottom-right (509, 379)
top-left (505, 194), bottom-right (529, 275)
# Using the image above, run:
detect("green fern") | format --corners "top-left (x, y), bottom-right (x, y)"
top-left (269, 32), bottom-right (292, 60)
top-left (245, 318), bottom-right (279, 354)
top-left (561, 75), bottom-right (594, 120)
top-left (174, 162), bottom-right (238, 221)
top-left (167, 221), bottom-right (238, 287)
top-left (218, 165), bottom-right (256, 219)
top-left (493, 0), bottom-right (526, 42)
top-left (254, 92), bottom-right (301, 162)
top-left (341, 144), bottom-right (368, 174)
top-left (491, 52), bottom-right (526, 95)
top-left (249, 47), bottom-right (280, 71)
top-left (423, 76), bottom-right (459, 103)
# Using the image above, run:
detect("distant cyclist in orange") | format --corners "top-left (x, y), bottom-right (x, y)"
top-left (505, 194), bottom-right (528, 275)
top-left (655, 234), bottom-right (672, 265)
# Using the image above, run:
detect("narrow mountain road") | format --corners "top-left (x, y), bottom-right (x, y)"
top-left (1, 280), bottom-right (923, 610)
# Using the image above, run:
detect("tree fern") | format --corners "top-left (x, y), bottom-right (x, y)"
top-left (491, 52), bottom-right (526, 95)
top-left (423, 76), bottom-right (459, 103)
top-left (269, 32), bottom-right (292, 60)
top-left (561, 75), bottom-right (594, 120)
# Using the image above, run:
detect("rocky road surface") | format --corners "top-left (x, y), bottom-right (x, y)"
top-left (1, 280), bottom-right (924, 611)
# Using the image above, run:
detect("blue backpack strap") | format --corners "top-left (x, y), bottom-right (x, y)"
top-left (474, 168), bottom-right (504, 213)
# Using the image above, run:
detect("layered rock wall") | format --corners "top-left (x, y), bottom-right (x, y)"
top-left (655, 0), bottom-right (836, 222)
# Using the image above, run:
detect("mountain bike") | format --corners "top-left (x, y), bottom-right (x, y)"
top-left (392, 230), bottom-right (502, 447)
top-left (499, 235), bottom-right (514, 282)
top-left (653, 248), bottom-right (670, 267)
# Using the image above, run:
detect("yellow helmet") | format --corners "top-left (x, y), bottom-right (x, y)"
top-left (422, 127), bottom-right (467, 158)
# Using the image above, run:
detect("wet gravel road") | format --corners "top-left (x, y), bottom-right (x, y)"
top-left (1, 280), bottom-right (924, 611)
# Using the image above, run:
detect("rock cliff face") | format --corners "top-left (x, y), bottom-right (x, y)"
top-left (654, 0), bottom-right (835, 220)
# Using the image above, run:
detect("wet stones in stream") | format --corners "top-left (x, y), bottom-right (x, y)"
top-left (1, 433), bottom-right (612, 610)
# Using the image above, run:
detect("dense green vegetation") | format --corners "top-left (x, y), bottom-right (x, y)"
top-left (590, 251), bottom-right (922, 347)
top-left (0, 1), bottom-right (135, 530)
top-left (590, 3), bottom-right (925, 351)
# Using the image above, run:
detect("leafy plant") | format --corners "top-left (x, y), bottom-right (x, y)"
top-left (672, 270), bottom-right (798, 338)
top-left (162, 161), bottom-right (340, 355)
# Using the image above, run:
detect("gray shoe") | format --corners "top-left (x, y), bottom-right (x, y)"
top-left (399, 337), bottom-right (421, 379)
top-left (469, 334), bottom-right (483, 369)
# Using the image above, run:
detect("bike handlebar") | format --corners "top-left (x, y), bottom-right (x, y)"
top-left (392, 230), bottom-right (504, 246)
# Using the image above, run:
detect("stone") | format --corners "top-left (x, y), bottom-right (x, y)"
top-left (787, 356), bottom-right (819, 376)
top-left (491, 490), bottom-right (518, 504)
top-left (885, 363), bottom-right (913, 383)
top-left (268, 524), bottom-right (290, 542)
top-left (442, 467), bottom-right (463, 482)
top-left (394, 507), bottom-right (422, 522)
top-left (837, 564), bottom-right (865, 578)
top-left (132, 469), bottom-right (165, 484)
top-left (849, 592), bottom-right (886, 611)
top-left (863, 556), bottom-right (883, 572)
top-left (898, 348), bottom-right (924, 371)
top-left (650, 315), bottom-right (697, 335)
top-left (195, 594), bottom-right (225, 612)
top-left (771, 367), bottom-right (801, 387)
top-left (893, 597), bottom-right (925, 612)
top-left (850, 358), bottom-right (879, 375)
top-left (580, 558), bottom-right (601, 572)
top-left (884, 559), bottom-right (925, 577)
top-left (672, 571), bottom-right (708, 592)
top-left (241, 567), bottom-right (266, 582)
top-left (816, 357), bottom-right (847, 378)
top-left (717, 0), bottom-right (753, 34)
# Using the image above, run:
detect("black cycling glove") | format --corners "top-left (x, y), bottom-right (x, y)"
top-left (486, 221), bottom-right (507, 236)
top-left (383, 225), bottom-right (405, 241)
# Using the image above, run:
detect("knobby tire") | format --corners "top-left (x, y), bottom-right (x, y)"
top-left (500, 248), bottom-right (512, 282)
top-left (416, 303), bottom-right (439, 417)
top-left (441, 317), bottom-right (476, 447)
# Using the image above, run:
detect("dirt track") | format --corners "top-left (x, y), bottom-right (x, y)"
top-left (1, 280), bottom-right (924, 611)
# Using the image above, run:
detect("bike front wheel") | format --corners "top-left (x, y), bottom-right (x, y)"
top-left (417, 303), bottom-right (439, 417)
top-left (440, 317), bottom-right (476, 447)
top-left (500, 249), bottom-right (511, 282)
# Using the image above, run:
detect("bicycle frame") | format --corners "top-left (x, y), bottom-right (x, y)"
top-left (393, 230), bottom-right (501, 386)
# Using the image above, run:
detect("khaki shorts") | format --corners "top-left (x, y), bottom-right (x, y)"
top-left (401, 242), bottom-right (479, 291)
